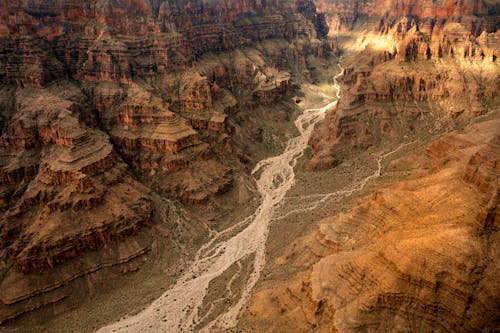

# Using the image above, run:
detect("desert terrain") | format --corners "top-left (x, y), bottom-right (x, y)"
top-left (0, 0), bottom-right (498, 332)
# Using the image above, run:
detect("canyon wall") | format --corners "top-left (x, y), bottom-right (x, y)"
top-left (241, 1), bottom-right (499, 332)
top-left (0, 0), bottom-right (330, 324)
top-left (307, 0), bottom-right (499, 170)
top-left (246, 118), bottom-right (500, 333)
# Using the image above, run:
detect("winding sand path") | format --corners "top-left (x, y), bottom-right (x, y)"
top-left (97, 64), bottom-right (344, 333)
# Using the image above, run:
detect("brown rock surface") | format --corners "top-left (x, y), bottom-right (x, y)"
top-left (245, 118), bottom-right (500, 333)
top-left (1, 0), bottom-right (325, 86)
top-left (0, 0), bottom-right (331, 325)
top-left (307, 0), bottom-right (499, 170)
top-left (1, 0), bottom-right (497, 330)
top-left (0, 83), bottom-right (154, 322)
top-left (238, 2), bottom-right (500, 331)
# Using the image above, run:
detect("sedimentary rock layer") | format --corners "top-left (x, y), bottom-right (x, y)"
top-left (243, 2), bottom-right (500, 331)
top-left (307, 0), bottom-right (499, 170)
top-left (0, 0), bottom-right (330, 324)
top-left (246, 118), bottom-right (500, 333)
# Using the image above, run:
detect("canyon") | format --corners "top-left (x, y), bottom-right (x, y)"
top-left (240, 1), bottom-right (500, 332)
top-left (0, 0), bottom-right (498, 332)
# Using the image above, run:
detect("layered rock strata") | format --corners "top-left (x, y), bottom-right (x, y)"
top-left (1, 0), bottom-right (325, 85)
top-left (0, 83), bottom-right (154, 322)
top-left (241, 2), bottom-right (500, 331)
top-left (307, 0), bottom-right (499, 170)
top-left (246, 118), bottom-right (500, 333)
top-left (0, 0), bottom-right (331, 324)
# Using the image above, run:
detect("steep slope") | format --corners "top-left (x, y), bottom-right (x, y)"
top-left (244, 118), bottom-right (500, 333)
top-left (307, 0), bottom-right (499, 170)
top-left (0, 0), bottom-right (332, 324)
top-left (0, 0), bottom-right (498, 330)
top-left (238, 1), bottom-right (499, 332)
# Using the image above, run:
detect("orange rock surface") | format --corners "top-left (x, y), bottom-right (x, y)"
top-left (247, 119), bottom-right (500, 333)
top-left (307, 0), bottom-right (499, 170)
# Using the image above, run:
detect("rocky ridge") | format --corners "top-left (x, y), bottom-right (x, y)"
top-left (306, 0), bottom-right (499, 170)
top-left (240, 1), bottom-right (499, 332)
top-left (0, 0), bottom-right (331, 324)
top-left (245, 118), bottom-right (500, 333)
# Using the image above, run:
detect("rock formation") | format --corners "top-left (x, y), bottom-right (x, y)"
top-left (0, 82), bottom-right (154, 323)
top-left (0, 0), bottom-right (330, 324)
top-left (0, 0), bottom-right (498, 330)
top-left (245, 118), bottom-right (500, 333)
top-left (307, 0), bottom-right (499, 170)
top-left (240, 1), bottom-right (500, 332)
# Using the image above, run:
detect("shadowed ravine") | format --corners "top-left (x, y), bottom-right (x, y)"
top-left (96, 64), bottom-right (346, 333)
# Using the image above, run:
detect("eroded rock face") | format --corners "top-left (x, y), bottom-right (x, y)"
top-left (306, 0), bottom-right (499, 170)
top-left (0, 0), bottom-right (330, 324)
top-left (240, 1), bottom-right (499, 332)
top-left (315, 0), bottom-right (498, 32)
top-left (246, 119), bottom-right (500, 333)
top-left (1, 0), bottom-right (325, 85)
top-left (0, 0), bottom-right (325, 204)
top-left (0, 82), bottom-right (154, 322)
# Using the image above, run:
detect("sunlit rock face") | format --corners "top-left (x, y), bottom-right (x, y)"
top-left (239, 1), bottom-right (500, 333)
top-left (0, 0), bottom-right (498, 330)
top-left (0, 0), bottom-right (330, 323)
top-left (246, 119), bottom-right (500, 333)
top-left (315, 0), bottom-right (497, 31)
top-left (307, 0), bottom-right (499, 171)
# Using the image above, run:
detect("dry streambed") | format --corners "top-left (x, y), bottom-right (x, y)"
top-left (96, 65), bottom-right (344, 333)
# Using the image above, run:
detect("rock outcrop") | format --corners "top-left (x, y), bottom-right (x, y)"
top-left (307, 0), bottom-right (499, 170)
top-left (1, 0), bottom-right (323, 86)
top-left (245, 118), bottom-right (500, 333)
top-left (0, 0), bottom-right (331, 324)
top-left (315, 0), bottom-right (498, 32)
top-left (240, 2), bottom-right (500, 331)
top-left (0, 83), bottom-right (154, 322)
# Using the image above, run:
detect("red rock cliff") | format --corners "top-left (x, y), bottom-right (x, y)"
top-left (0, 0), bottom-right (331, 324)
top-left (306, 0), bottom-right (499, 170)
